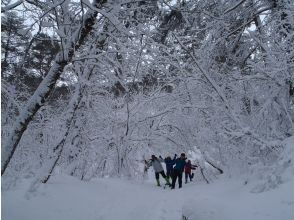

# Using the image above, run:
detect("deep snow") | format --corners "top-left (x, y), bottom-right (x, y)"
top-left (2, 137), bottom-right (294, 220)
top-left (2, 173), bottom-right (294, 220)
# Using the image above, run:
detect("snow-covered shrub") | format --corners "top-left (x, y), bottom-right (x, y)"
top-left (249, 136), bottom-right (294, 193)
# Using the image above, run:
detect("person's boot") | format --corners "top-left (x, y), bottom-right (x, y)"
top-left (156, 178), bottom-right (161, 186)
top-left (165, 177), bottom-right (171, 186)
top-left (171, 175), bottom-right (176, 189)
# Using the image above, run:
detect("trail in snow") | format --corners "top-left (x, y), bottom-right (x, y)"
top-left (2, 174), bottom-right (294, 220)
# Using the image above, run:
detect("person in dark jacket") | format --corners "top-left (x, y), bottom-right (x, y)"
top-left (184, 160), bottom-right (197, 183)
top-left (145, 155), bottom-right (171, 187)
top-left (159, 154), bottom-right (176, 182)
top-left (171, 153), bottom-right (187, 189)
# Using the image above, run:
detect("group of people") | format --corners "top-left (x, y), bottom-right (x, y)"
top-left (145, 153), bottom-right (197, 189)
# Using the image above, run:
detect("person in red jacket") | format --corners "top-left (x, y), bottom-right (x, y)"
top-left (184, 160), bottom-right (197, 184)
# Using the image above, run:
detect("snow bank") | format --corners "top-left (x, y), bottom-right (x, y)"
top-left (182, 177), bottom-right (294, 220)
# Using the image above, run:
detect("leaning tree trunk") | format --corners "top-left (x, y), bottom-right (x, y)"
top-left (41, 17), bottom-right (112, 183)
top-left (1, 0), bottom-right (107, 176)
top-left (40, 85), bottom-right (83, 184)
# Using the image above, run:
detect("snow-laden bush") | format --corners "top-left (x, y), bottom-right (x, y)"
top-left (248, 136), bottom-right (294, 193)
top-left (187, 147), bottom-right (224, 184)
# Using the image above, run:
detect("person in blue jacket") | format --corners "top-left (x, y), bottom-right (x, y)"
top-left (159, 154), bottom-right (176, 182)
top-left (171, 153), bottom-right (187, 189)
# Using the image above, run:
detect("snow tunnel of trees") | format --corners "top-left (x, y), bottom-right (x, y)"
top-left (1, 0), bottom-right (294, 189)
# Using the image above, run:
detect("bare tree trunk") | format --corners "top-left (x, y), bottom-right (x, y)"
top-left (41, 88), bottom-right (83, 183)
top-left (205, 160), bottom-right (224, 174)
top-left (1, 0), bottom-right (107, 176)
top-left (199, 166), bottom-right (209, 184)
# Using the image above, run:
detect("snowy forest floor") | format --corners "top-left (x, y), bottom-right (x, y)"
top-left (2, 173), bottom-right (294, 220)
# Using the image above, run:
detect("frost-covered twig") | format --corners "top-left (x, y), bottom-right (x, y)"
top-left (224, 0), bottom-right (247, 15)
top-left (1, 0), bottom-right (24, 13)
